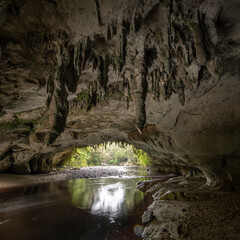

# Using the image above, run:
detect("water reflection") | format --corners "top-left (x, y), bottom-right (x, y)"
top-left (68, 178), bottom-right (145, 223)
top-left (91, 182), bottom-right (125, 222)
top-left (0, 167), bottom-right (151, 240)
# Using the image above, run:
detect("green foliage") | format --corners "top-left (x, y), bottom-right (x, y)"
top-left (64, 148), bottom-right (89, 168)
top-left (76, 91), bottom-right (89, 101)
top-left (0, 119), bottom-right (34, 135)
top-left (0, 110), bottom-right (49, 136)
top-left (108, 145), bottom-right (132, 165)
top-left (63, 143), bottom-right (152, 168)
top-left (133, 148), bottom-right (152, 167)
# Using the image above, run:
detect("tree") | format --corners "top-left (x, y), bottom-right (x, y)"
top-left (63, 143), bottom-right (152, 168)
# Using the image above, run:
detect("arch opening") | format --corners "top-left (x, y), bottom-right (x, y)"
top-left (59, 142), bottom-right (152, 169)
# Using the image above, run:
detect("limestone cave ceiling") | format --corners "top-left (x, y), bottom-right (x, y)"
top-left (0, 0), bottom-right (240, 187)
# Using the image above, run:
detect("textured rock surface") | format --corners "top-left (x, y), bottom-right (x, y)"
top-left (0, 0), bottom-right (240, 187)
top-left (139, 176), bottom-right (240, 240)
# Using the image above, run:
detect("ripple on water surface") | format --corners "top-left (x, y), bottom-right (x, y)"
top-left (0, 166), bottom-right (152, 240)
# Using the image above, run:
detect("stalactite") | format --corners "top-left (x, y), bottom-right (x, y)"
top-left (107, 24), bottom-right (111, 40)
top-left (94, 0), bottom-right (103, 26)
top-left (103, 54), bottom-right (109, 93)
top-left (123, 77), bottom-right (131, 109)
top-left (92, 56), bottom-right (98, 70)
top-left (115, 20), bottom-right (129, 73)
top-left (132, 52), bottom-right (148, 134)
top-left (65, 44), bottom-right (80, 93)
top-left (45, 42), bottom-right (70, 144)
top-left (96, 55), bottom-right (109, 97)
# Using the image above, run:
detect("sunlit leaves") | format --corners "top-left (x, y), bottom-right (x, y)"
top-left (64, 143), bottom-right (152, 168)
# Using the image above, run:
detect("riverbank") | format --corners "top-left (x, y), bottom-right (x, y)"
top-left (0, 166), bottom-right (124, 193)
top-left (3, 167), bottom-right (239, 240)
top-left (138, 176), bottom-right (240, 240)
top-left (0, 166), bottom-right (153, 240)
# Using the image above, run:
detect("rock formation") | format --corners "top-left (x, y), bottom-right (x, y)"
top-left (1, 0), bottom-right (240, 188)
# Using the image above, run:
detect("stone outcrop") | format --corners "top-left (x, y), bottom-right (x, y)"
top-left (1, 0), bottom-right (240, 188)
top-left (138, 176), bottom-right (240, 240)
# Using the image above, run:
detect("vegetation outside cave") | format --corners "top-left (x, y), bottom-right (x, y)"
top-left (62, 142), bottom-right (152, 168)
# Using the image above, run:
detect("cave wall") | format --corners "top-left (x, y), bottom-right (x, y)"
top-left (0, 0), bottom-right (240, 187)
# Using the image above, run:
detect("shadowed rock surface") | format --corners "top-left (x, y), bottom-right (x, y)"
top-left (138, 176), bottom-right (240, 240)
top-left (0, 0), bottom-right (240, 190)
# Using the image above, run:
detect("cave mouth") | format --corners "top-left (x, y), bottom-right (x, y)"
top-left (59, 142), bottom-right (152, 169)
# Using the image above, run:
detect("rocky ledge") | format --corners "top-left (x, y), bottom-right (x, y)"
top-left (138, 176), bottom-right (240, 240)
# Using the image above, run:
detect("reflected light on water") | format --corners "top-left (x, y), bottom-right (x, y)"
top-left (69, 177), bottom-right (146, 225)
top-left (0, 167), bottom-right (151, 240)
top-left (91, 182), bottom-right (125, 222)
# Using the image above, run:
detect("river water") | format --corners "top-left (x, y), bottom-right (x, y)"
top-left (0, 167), bottom-right (153, 240)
